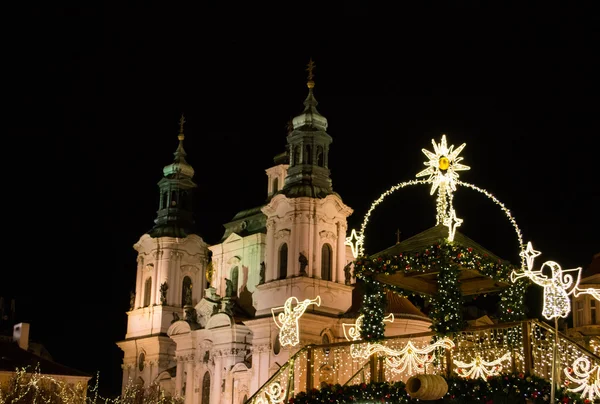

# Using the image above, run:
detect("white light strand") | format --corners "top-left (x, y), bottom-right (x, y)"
top-left (511, 242), bottom-right (582, 320)
top-left (564, 357), bottom-right (600, 402)
top-left (272, 296), bottom-right (321, 347)
top-left (454, 352), bottom-right (512, 380)
top-left (385, 338), bottom-right (455, 375)
top-left (455, 180), bottom-right (525, 269)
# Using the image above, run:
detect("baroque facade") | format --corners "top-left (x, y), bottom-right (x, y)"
top-left (116, 71), bottom-right (432, 404)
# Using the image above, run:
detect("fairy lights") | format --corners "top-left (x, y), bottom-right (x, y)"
top-left (564, 357), bottom-right (600, 402)
top-left (511, 241), bottom-right (582, 320)
top-left (385, 338), bottom-right (455, 375)
top-left (454, 352), bottom-right (512, 380)
top-left (272, 296), bottom-right (321, 347)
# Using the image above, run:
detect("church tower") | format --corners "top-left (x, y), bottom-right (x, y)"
top-left (245, 60), bottom-right (354, 393)
top-left (117, 116), bottom-right (209, 392)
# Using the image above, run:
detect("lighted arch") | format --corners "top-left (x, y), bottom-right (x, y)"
top-left (353, 179), bottom-right (526, 268)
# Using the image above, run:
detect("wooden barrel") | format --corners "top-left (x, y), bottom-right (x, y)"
top-left (406, 374), bottom-right (448, 400)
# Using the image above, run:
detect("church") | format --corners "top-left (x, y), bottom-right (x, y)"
top-left (115, 65), bottom-right (434, 403)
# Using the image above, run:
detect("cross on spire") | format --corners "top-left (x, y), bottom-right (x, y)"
top-left (178, 114), bottom-right (186, 140)
top-left (396, 229), bottom-right (401, 244)
top-left (306, 58), bottom-right (315, 86)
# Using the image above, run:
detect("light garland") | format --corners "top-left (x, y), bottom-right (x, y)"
top-left (511, 241), bottom-right (582, 320)
top-left (564, 357), bottom-right (600, 402)
top-left (272, 296), bottom-right (321, 347)
top-left (385, 338), bottom-right (455, 375)
top-left (454, 352), bottom-right (512, 380)
top-left (264, 381), bottom-right (285, 403)
top-left (342, 314), bottom-right (395, 359)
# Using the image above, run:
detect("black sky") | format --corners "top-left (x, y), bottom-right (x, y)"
top-left (5, 2), bottom-right (600, 398)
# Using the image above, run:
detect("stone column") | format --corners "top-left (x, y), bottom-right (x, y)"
top-left (185, 359), bottom-right (194, 404)
top-left (151, 250), bottom-right (162, 306)
top-left (135, 256), bottom-right (143, 308)
top-left (336, 222), bottom-right (346, 284)
top-left (211, 353), bottom-right (223, 404)
top-left (175, 358), bottom-right (183, 398)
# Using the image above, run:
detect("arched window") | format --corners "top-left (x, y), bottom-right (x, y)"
top-left (180, 191), bottom-right (187, 209)
top-left (201, 371), bottom-right (211, 403)
top-left (162, 192), bottom-right (168, 209)
top-left (273, 334), bottom-right (281, 355)
top-left (322, 333), bottom-right (330, 355)
top-left (272, 177), bottom-right (279, 193)
top-left (230, 266), bottom-right (239, 297)
top-left (279, 243), bottom-right (288, 279)
top-left (182, 276), bottom-right (193, 307)
top-left (304, 145), bottom-right (312, 164)
top-left (293, 146), bottom-right (301, 166)
top-left (138, 352), bottom-right (145, 371)
top-left (144, 277), bottom-right (152, 307)
top-left (316, 146), bottom-right (324, 167)
top-left (321, 244), bottom-right (332, 281)
top-left (243, 395), bottom-right (248, 403)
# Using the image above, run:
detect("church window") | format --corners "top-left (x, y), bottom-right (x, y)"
top-left (180, 191), bottom-right (187, 209)
top-left (279, 243), bottom-right (288, 279)
top-left (316, 146), bottom-right (324, 167)
top-left (293, 146), bottom-right (301, 166)
top-left (171, 191), bottom-right (177, 206)
top-left (230, 266), bottom-right (239, 297)
top-left (138, 352), bottom-right (145, 371)
top-left (591, 300), bottom-right (597, 325)
top-left (161, 192), bottom-right (168, 209)
top-left (201, 371), bottom-right (210, 403)
top-left (242, 395), bottom-right (248, 404)
top-left (273, 334), bottom-right (281, 355)
top-left (182, 276), bottom-right (193, 307)
top-left (322, 333), bottom-right (330, 355)
top-left (304, 145), bottom-right (312, 164)
top-left (144, 277), bottom-right (152, 307)
top-left (272, 177), bottom-right (279, 193)
top-left (321, 243), bottom-right (332, 281)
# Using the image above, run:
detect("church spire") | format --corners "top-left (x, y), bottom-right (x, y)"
top-left (281, 59), bottom-right (334, 198)
top-left (148, 115), bottom-right (198, 238)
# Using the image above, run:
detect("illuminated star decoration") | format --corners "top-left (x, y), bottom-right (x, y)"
top-left (272, 296), bottom-right (321, 347)
top-left (416, 134), bottom-right (470, 227)
top-left (344, 228), bottom-right (364, 258)
top-left (454, 352), bottom-right (512, 380)
top-left (574, 287), bottom-right (600, 301)
top-left (385, 338), bottom-right (455, 375)
top-left (511, 241), bottom-right (582, 320)
top-left (443, 208), bottom-right (463, 242)
top-left (564, 357), bottom-right (600, 402)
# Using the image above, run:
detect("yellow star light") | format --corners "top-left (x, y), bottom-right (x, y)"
top-left (416, 134), bottom-right (470, 195)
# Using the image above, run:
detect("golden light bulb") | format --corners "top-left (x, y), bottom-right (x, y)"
top-left (439, 156), bottom-right (450, 170)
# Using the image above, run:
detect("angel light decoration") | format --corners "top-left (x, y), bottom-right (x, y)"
top-left (272, 296), bottom-right (321, 347)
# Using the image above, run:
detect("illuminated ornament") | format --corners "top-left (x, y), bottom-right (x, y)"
top-left (264, 381), bottom-right (285, 403)
top-left (443, 208), bottom-right (463, 242)
top-left (574, 287), bottom-right (600, 301)
top-left (344, 228), bottom-right (364, 258)
top-left (342, 314), bottom-right (395, 359)
top-left (511, 242), bottom-right (582, 320)
top-left (454, 352), bottom-right (512, 380)
top-left (272, 296), bottom-right (321, 347)
top-left (385, 338), bottom-right (455, 374)
top-left (416, 134), bottom-right (470, 226)
top-left (564, 357), bottom-right (600, 401)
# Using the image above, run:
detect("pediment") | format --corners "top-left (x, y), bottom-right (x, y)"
top-left (167, 320), bottom-right (191, 336)
top-left (206, 313), bottom-right (233, 329)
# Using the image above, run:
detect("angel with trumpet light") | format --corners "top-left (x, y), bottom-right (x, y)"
top-left (272, 296), bottom-right (321, 347)
top-left (511, 242), bottom-right (582, 320)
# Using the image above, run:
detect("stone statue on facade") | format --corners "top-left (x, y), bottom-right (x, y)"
top-left (299, 252), bottom-right (308, 276)
top-left (184, 284), bottom-right (193, 306)
top-left (259, 262), bottom-right (266, 285)
top-left (129, 291), bottom-right (135, 311)
top-left (160, 282), bottom-right (168, 305)
top-left (225, 278), bottom-right (234, 298)
top-left (344, 262), bottom-right (353, 285)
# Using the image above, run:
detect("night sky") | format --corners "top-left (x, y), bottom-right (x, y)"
top-left (5, 2), bottom-right (599, 398)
